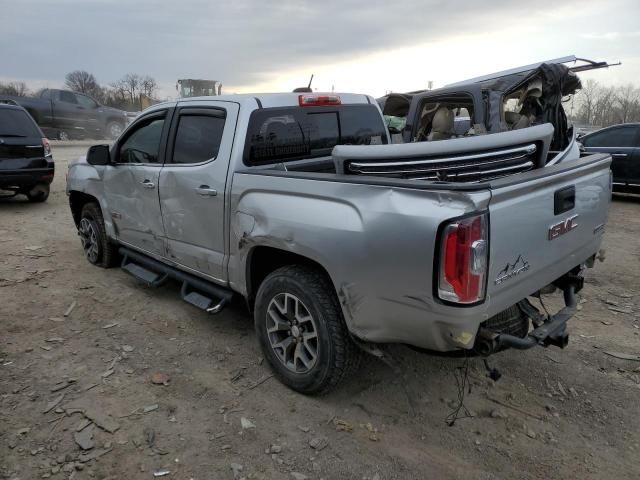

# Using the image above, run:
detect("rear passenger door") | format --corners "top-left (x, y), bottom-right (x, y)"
top-left (158, 101), bottom-right (239, 282)
top-left (54, 90), bottom-right (85, 131)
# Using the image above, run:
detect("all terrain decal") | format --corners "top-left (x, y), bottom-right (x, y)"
top-left (495, 255), bottom-right (530, 285)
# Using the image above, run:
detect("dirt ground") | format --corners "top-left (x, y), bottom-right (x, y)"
top-left (1, 143), bottom-right (639, 480)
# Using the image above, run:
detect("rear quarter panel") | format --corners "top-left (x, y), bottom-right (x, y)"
top-left (228, 172), bottom-right (494, 350)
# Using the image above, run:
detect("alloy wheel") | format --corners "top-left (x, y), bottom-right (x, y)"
top-left (266, 293), bottom-right (319, 373)
top-left (78, 218), bottom-right (99, 263)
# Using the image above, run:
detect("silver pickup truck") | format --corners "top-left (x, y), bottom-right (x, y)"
top-left (67, 92), bottom-right (611, 394)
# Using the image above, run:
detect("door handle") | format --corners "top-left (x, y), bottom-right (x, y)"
top-left (612, 153), bottom-right (628, 158)
top-left (195, 185), bottom-right (217, 196)
top-left (141, 180), bottom-right (155, 189)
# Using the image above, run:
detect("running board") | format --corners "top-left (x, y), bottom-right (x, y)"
top-left (180, 282), bottom-right (230, 314)
top-left (121, 256), bottom-right (169, 287)
top-left (119, 247), bottom-right (233, 315)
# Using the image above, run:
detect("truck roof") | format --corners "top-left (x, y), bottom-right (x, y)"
top-left (149, 92), bottom-right (375, 112)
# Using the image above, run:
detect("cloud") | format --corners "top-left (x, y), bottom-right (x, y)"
top-left (1, 0), bottom-right (639, 95)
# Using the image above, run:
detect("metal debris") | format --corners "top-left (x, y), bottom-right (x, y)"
top-left (64, 301), bottom-right (77, 317)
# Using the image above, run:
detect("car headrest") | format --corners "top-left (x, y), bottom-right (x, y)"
top-left (432, 107), bottom-right (454, 133)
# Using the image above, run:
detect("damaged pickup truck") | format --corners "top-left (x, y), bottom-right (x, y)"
top-left (67, 76), bottom-right (611, 393)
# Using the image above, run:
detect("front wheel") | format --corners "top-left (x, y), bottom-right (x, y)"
top-left (78, 203), bottom-right (118, 267)
top-left (254, 265), bottom-right (361, 395)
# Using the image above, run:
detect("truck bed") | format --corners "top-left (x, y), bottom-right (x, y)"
top-left (231, 150), bottom-right (611, 351)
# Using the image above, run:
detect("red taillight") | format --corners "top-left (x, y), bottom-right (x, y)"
top-left (438, 213), bottom-right (488, 304)
top-left (298, 94), bottom-right (341, 106)
top-left (42, 138), bottom-right (51, 156)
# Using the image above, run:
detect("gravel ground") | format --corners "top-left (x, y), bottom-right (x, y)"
top-left (1, 144), bottom-right (639, 480)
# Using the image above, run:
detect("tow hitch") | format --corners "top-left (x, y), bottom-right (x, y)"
top-left (476, 276), bottom-right (581, 355)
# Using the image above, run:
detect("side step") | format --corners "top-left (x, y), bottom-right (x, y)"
top-left (180, 282), bottom-right (230, 314)
top-left (119, 247), bottom-right (233, 315)
top-left (121, 259), bottom-right (169, 287)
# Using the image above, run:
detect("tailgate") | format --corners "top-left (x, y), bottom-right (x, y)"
top-left (485, 153), bottom-right (611, 316)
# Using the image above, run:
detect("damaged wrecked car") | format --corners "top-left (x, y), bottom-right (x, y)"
top-left (377, 56), bottom-right (618, 177)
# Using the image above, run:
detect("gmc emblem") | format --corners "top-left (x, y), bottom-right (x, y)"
top-left (548, 214), bottom-right (579, 240)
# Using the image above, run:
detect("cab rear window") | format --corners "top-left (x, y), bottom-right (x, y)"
top-left (244, 105), bottom-right (387, 165)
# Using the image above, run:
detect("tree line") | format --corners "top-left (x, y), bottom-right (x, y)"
top-left (0, 70), bottom-right (159, 111)
top-left (568, 79), bottom-right (640, 128)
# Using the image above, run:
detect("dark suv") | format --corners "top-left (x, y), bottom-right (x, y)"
top-left (580, 123), bottom-right (640, 193)
top-left (0, 103), bottom-right (54, 202)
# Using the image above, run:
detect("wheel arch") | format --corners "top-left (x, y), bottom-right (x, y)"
top-left (245, 246), bottom-right (336, 311)
top-left (68, 190), bottom-right (100, 227)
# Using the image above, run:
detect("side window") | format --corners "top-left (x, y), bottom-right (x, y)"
top-left (171, 113), bottom-right (225, 164)
top-left (117, 115), bottom-right (166, 164)
top-left (40, 90), bottom-right (51, 100)
top-left (584, 127), bottom-right (637, 148)
top-left (76, 94), bottom-right (98, 109)
top-left (59, 91), bottom-right (78, 104)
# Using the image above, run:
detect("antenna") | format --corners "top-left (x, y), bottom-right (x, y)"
top-left (308, 74), bottom-right (314, 89)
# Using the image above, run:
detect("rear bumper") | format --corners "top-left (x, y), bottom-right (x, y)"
top-left (475, 281), bottom-right (579, 355)
top-left (0, 166), bottom-right (55, 189)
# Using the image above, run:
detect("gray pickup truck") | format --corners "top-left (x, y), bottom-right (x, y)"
top-left (0, 89), bottom-right (128, 140)
top-left (66, 92), bottom-right (611, 394)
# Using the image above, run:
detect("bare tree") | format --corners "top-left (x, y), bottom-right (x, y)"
top-left (65, 70), bottom-right (100, 95)
top-left (141, 76), bottom-right (158, 99)
top-left (119, 73), bottom-right (141, 104)
top-left (615, 83), bottom-right (640, 124)
top-left (0, 81), bottom-right (30, 96)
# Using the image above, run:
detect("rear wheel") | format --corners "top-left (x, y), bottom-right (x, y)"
top-left (254, 265), bottom-right (361, 395)
top-left (105, 121), bottom-right (124, 140)
top-left (78, 203), bottom-right (118, 267)
top-left (25, 184), bottom-right (49, 203)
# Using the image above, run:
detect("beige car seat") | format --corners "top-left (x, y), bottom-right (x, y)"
top-left (505, 111), bottom-right (532, 130)
top-left (427, 107), bottom-right (454, 141)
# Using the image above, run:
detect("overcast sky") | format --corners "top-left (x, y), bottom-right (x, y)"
top-left (2, 0), bottom-right (639, 98)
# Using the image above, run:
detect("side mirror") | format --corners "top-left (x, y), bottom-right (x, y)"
top-left (87, 144), bottom-right (110, 166)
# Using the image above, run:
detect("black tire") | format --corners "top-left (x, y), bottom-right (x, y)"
top-left (25, 184), bottom-right (49, 203)
top-left (78, 203), bottom-right (118, 268)
top-left (105, 121), bottom-right (124, 140)
top-left (254, 265), bottom-right (361, 395)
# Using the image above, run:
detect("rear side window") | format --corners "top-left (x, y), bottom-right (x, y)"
top-left (583, 126), bottom-right (638, 148)
top-left (245, 105), bottom-right (387, 165)
top-left (172, 114), bottom-right (225, 164)
top-left (59, 91), bottom-right (78, 104)
top-left (0, 109), bottom-right (41, 137)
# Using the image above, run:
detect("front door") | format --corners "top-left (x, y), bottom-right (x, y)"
top-left (582, 124), bottom-right (640, 186)
top-left (158, 101), bottom-right (238, 282)
top-left (103, 109), bottom-right (171, 256)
